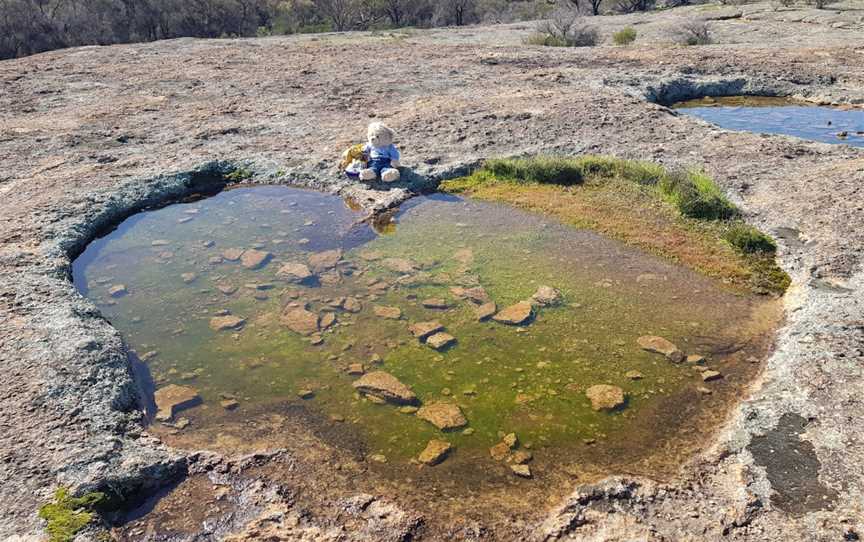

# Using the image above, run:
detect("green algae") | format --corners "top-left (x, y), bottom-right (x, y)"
top-left (38, 488), bottom-right (105, 542)
top-left (74, 186), bottom-right (779, 479)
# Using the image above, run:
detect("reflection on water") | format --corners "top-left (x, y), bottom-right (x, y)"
top-left (675, 96), bottom-right (864, 147)
top-left (73, 185), bottom-right (778, 484)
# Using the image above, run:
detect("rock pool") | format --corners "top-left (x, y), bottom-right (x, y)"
top-left (675, 96), bottom-right (864, 147)
top-left (73, 185), bottom-right (779, 490)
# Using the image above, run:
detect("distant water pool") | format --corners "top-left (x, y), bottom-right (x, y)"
top-left (674, 96), bottom-right (864, 147)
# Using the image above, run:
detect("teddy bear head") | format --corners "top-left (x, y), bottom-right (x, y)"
top-left (367, 122), bottom-right (395, 148)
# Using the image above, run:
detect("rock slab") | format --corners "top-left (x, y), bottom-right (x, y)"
top-left (352, 371), bottom-right (418, 405)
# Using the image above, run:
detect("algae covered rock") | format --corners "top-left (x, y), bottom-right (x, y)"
top-left (426, 332), bottom-right (456, 351)
top-left (474, 302), bottom-right (497, 321)
top-left (531, 285), bottom-right (562, 306)
top-left (277, 262), bottom-right (313, 282)
top-left (373, 305), bottom-right (402, 320)
top-left (209, 315), bottom-right (245, 331)
top-left (352, 371), bottom-right (418, 405)
top-left (241, 249), bottom-right (272, 269)
top-left (308, 249), bottom-right (342, 272)
top-left (409, 321), bottom-right (444, 340)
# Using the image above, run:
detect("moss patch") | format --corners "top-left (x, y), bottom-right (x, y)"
top-left (441, 155), bottom-right (789, 295)
top-left (38, 487), bottom-right (105, 542)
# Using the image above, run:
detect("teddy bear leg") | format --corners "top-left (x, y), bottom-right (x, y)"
top-left (359, 168), bottom-right (377, 181)
top-left (381, 168), bottom-right (400, 183)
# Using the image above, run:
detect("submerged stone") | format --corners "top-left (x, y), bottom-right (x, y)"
top-left (637, 335), bottom-right (684, 362)
top-left (216, 283), bottom-right (237, 295)
top-left (417, 401), bottom-right (467, 430)
top-left (373, 306), bottom-right (402, 320)
top-left (381, 257), bottom-right (418, 274)
top-left (451, 286), bottom-right (490, 304)
top-left (309, 249), bottom-right (342, 272)
top-left (701, 370), bottom-right (723, 382)
top-left (241, 249), bottom-right (272, 269)
top-left (108, 284), bottom-right (128, 297)
top-left (531, 285), bottom-right (562, 306)
top-left (210, 315), bottom-right (245, 331)
top-left (342, 297), bottom-right (362, 313)
top-left (281, 307), bottom-right (320, 336)
top-left (222, 248), bottom-right (244, 261)
top-left (277, 262), bottom-right (313, 282)
top-left (492, 302), bottom-right (533, 325)
top-left (489, 442), bottom-right (510, 461)
top-left (585, 384), bottom-right (626, 411)
top-left (426, 332), bottom-right (456, 351)
top-left (418, 439), bottom-right (452, 466)
top-left (352, 371), bottom-right (418, 405)
top-left (475, 302), bottom-right (497, 321)
top-left (409, 321), bottom-right (444, 341)
top-left (154, 384), bottom-right (201, 421)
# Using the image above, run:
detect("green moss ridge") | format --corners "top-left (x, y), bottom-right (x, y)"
top-left (441, 155), bottom-right (789, 294)
top-left (38, 487), bottom-right (106, 542)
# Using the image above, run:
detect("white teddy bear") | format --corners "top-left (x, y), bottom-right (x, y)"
top-left (359, 122), bottom-right (401, 183)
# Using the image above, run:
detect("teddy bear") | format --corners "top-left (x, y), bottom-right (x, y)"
top-left (359, 122), bottom-right (401, 183)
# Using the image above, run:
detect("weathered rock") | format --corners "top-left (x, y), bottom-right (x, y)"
top-left (451, 286), bottom-right (489, 304)
top-left (352, 371), bottom-right (417, 405)
top-left (241, 249), bottom-right (272, 269)
top-left (422, 298), bottom-right (449, 309)
top-left (154, 384), bottom-right (201, 421)
top-left (625, 370), bottom-right (644, 380)
top-left (373, 305), bottom-right (402, 320)
top-left (426, 332), bottom-right (456, 351)
top-left (216, 283), bottom-right (237, 295)
top-left (502, 432), bottom-right (518, 449)
top-left (531, 285), bottom-right (562, 306)
top-left (417, 401), bottom-right (467, 430)
top-left (320, 312), bottom-right (336, 330)
top-left (308, 249), bottom-right (342, 272)
top-left (181, 272), bottom-right (197, 284)
top-left (347, 363), bottom-right (365, 376)
top-left (381, 257), bottom-right (418, 273)
top-left (492, 302), bottom-right (533, 325)
top-left (475, 302), bottom-right (497, 321)
top-left (277, 262), bottom-right (313, 282)
top-left (490, 441), bottom-right (510, 461)
top-left (409, 321), bottom-right (444, 341)
top-left (418, 439), bottom-right (452, 466)
top-left (210, 315), bottom-right (245, 331)
top-left (511, 464), bottom-right (532, 478)
top-left (220, 399), bottom-right (239, 410)
top-left (686, 354), bottom-right (706, 364)
top-left (585, 384), bottom-right (626, 411)
top-left (222, 248), bottom-right (245, 261)
top-left (701, 370), bottom-right (723, 382)
top-left (342, 297), bottom-right (362, 313)
top-left (108, 284), bottom-right (128, 297)
top-left (637, 335), bottom-right (685, 362)
top-left (281, 307), bottom-right (320, 336)
top-left (508, 450), bottom-right (533, 465)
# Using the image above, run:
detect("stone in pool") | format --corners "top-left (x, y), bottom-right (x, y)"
top-left (417, 401), bottom-right (467, 430)
top-left (426, 332), bottom-right (456, 351)
top-left (108, 284), bottom-right (128, 297)
top-left (531, 285), bottom-right (562, 306)
top-left (585, 384), bottom-right (626, 411)
top-left (382, 257), bottom-right (418, 273)
top-left (241, 249), bottom-right (272, 269)
top-left (474, 302), bottom-right (497, 321)
top-left (373, 306), bottom-right (402, 320)
top-left (451, 286), bottom-right (489, 304)
top-left (154, 384), bottom-right (201, 421)
top-left (419, 439), bottom-right (452, 466)
top-left (637, 335), bottom-right (684, 362)
top-left (209, 315), bottom-right (245, 331)
top-left (281, 306), bottom-right (320, 336)
top-left (422, 298), bottom-right (449, 309)
top-left (492, 302), bottom-right (533, 325)
top-left (308, 249), bottom-right (342, 272)
top-left (277, 262), bottom-right (313, 282)
top-left (409, 321), bottom-right (444, 341)
top-left (352, 371), bottom-right (418, 405)
top-left (222, 248), bottom-right (244, 261)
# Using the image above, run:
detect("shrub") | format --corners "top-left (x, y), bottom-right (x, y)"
top-left (723, 222), bottom-right (777, 253)
top-left (658, 169), bottom-right (739, 220)
top-left (38, 488), bottom-right (106, 542)
top-left (613, 27), bottom-right (637, 45)
top-left (675, 20), bottom-right (711, 45)
top-left (485, 156), bottom-right (587, 185)
top-left (617, 0), bottom-right (656, 13)
top-left (528, 8), bottom-right (598, 47)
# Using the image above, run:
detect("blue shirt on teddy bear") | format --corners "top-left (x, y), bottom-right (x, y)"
top-left (363, 143), bottom-right (400, 175)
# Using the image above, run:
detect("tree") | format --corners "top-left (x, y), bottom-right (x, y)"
top-left (433, 0), bottom-right (476, 26)
top-left (313, 0), bottom-right (358, 30)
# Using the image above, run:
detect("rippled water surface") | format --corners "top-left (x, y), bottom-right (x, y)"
top-left (675, 96), bottom-right (864, 147)
top-left (74, 186), bottom-right (778, 481)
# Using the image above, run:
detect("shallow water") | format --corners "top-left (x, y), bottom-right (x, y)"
top-left (74, 186), bottom-right (777, 483)
top-left (675, 96), bottom-right (864, 147)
